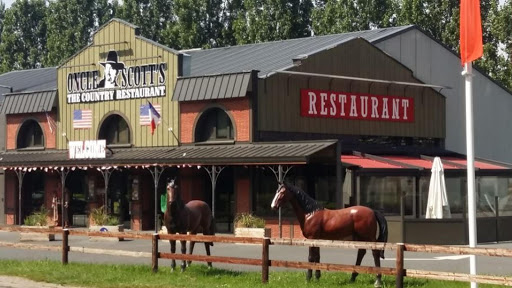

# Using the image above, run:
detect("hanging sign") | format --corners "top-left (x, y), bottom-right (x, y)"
top-left (68, 140), bottom-right (106, 159)
top-left (301, 89), bottom-right (414, 122)
top-left (66, 50), bottom-right (167, 104)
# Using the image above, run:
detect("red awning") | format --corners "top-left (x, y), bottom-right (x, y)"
top-left (342, 154), bottom-right (512, 170)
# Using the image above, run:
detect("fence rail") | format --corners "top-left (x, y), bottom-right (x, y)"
top-left (0, 226), bottom-right (511, 286)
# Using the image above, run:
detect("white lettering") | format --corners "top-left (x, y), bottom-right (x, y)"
top-left (371, 97), bottom-right (379, 118)
top-left (339, 94), bottom-right (347, 116)
top-left (308, 92), bottom-right (317, 115)
top-left (382, 98), bottom-right (389, 119)
top-left (350, 95), bottom-right (358, 117)
top-left (320, 93), bottom-right (328, 115)
top-left (392, 99), bottom-right (400, 119)
top-left (329, 93), bottom-right (336, 116)
top-left (402, 99), bottom-right (409, 120)
top-left (360, 96), bottom-right (368, 117)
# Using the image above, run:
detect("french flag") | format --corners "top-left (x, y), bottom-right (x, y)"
top-left (148, 101), bottom-right (161, 135)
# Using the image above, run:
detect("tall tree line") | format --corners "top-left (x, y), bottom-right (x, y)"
top-left (0, 0), bottom-right (511, 89)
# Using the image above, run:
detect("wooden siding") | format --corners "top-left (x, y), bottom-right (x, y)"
top-left (257, 38), bottom-right (445, 139)
top-left (56, 20), bottom-right (179, 149)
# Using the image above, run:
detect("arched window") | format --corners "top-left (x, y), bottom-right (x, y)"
top-left (98, 114), bottom-right (131, 145)
top-left (17, 119), bottom-right (44, 149)
top-left (195, 107), bottom-right (234, 142)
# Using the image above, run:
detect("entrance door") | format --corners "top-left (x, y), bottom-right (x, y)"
top-left (22, 172), bottom-right (45, 224)
top-left (109, 171), bottom-right (131, 228)
top-left (66, 171), bottom-right (88, 227)
top-left (213, 167), bottom-right (234, 233)
top-left (0, 171), bottom-right (4, 224)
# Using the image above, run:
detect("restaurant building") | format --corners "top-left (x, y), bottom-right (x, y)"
top-left (1, 19), bottom-right (511, 244)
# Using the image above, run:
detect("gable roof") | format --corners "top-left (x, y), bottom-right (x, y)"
top-left (0, 67), bottom-right (57, 108)
top-left (0, 67), bottom-right (56, 93)
top-left (185, 26), bottom-right (414, 77)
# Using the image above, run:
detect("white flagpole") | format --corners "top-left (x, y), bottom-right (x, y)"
top-left (463, 62), bottom-right (478, 288)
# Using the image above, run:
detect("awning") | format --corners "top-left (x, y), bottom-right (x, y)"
top-left (342, 152), bottom-right (512, 171)
top-left (0, 140), bottom-right (338, 168)
top-left (172, 71), bottom-right (253, 102)
top-left (0, 89), bottom-right (57, 114)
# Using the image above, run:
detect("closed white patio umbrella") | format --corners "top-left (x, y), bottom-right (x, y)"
top-left (426, 157), bottom-right (451, 219)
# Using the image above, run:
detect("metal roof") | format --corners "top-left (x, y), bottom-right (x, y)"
top-left (0, 140), bottom-right (337, 168)
top-left (184, 26), bottom-right (414, 77)
top-left (0, 90), bottom-right (57, 114)
top-left (341, 153), bottom-right (512, 171)
top-left (0, 67), bottom-right (57, 93)
top-left (173, 71), bottom-right (252, 102)
top-left (0, 67), bottom-right (57, 112)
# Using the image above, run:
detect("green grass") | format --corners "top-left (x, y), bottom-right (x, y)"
top-left (0, 259), bottom-right (507, 288)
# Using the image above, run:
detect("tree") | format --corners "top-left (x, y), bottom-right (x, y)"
top-left (0, 0), bottom-right (47, 72)
top-left (44, 0), bottom-right (96, 67)
top-left (96, 0), bottom-right (119, 27)
top-left (233, 0), bottom-right (313, 44)
top-left (395, 0), bottom-right (459, 50)
top-left (116, 0), bottom-right (173, 43)
top-left (312, 0), bottom-right (396, 35)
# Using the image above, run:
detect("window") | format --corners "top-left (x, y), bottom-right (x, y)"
top-left (252, 165), bottom-right (337, 216)
top-left (99, 114), bottom-right (130, 145)
top-left (17, 119), bottom-right (44, 149)
top-left (359, 176), bottom-right (415, 217)
top-left (195, 108), bottom-right (234, 142)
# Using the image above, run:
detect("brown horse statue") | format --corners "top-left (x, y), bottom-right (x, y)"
top-left (164, 179), bottom-right (215, 272)
top-left (270, 182), bottom-right (388, 288)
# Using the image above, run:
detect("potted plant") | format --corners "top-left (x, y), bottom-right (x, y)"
top-left (20, 206), bottom-right (55, 241)
top-left (88, 206), bottom-right (124, 241)
top-left (234, 213), bottom-right (270, 238)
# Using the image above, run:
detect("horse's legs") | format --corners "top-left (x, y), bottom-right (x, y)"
top-left (350, 249), bottom-right (367, 282)
top-left (187, 241), bottom-right (195, 267)
top-left (180, 240), bottom-right (187, 272)
top-left (170, 240), bottom-right (176, 272)
top-left (306, 247), bottom-right (314, 281)
top-left (204, 242), bottom-right (212, 268)
top-left (372, 249), bottom-right (383, 288)
top-left (314, 247), bottom-right (321, 280)
top-left (306, 247), bottom-right (321, 280)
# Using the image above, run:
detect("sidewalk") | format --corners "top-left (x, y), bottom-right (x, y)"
top-left (0, 276), bottom-right (83, 288)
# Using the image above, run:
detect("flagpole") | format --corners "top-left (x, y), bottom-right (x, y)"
top-left (463, 62), bottom-right (478, 288)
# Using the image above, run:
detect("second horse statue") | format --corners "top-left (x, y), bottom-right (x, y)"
top-left (163, 178), bottom-right (215, 272)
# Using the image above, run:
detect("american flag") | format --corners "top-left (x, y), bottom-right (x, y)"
top-left (45, 112), bottom-right (58, 134)
top-left (73, 109), bottom-right (92, 129)
top-left (140, 104), bottom-right (161, 126)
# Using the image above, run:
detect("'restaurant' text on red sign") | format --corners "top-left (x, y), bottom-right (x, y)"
top-left (301, 89), bottom-right (414, 122)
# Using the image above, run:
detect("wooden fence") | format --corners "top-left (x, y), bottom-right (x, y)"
top-left (0, 226), bottom-right (511, 287)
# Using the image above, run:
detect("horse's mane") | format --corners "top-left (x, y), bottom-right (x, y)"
top-left (284, 182), bottom-right (323, 214)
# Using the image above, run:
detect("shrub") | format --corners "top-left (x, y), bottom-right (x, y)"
top-left (90, 206), bottom-right (119, 226)
top-left (24, 206), bottom-right (49, 226)
top-left (234, 213), bottom-right (265, 228)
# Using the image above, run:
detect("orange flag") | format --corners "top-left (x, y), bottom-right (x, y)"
top-left (460, 0), bottom-right (483, 65)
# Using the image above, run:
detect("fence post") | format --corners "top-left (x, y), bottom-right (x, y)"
top-left (152, 233), bottom-right (159, 273)
top-left (396, 243), bottom-right (404, 288)
top-left (262, 237), bottom-right (270, 283)
top-left (62, 229), bottom-right (69, 265)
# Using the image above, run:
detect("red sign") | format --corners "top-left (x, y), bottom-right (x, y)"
top-left (300, 89), bottom-right (414, 122)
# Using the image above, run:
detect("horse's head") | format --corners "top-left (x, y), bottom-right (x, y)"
top-left (167, 179), bottom-right (179, 203)
top-left (271, 182), bottom-right (289, 210)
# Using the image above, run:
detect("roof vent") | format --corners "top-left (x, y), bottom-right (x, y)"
top-left (292, 54), bottom-right (308, 65)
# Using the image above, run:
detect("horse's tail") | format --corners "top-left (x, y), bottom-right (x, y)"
top-left (373, 209), bottom-right (388, 259)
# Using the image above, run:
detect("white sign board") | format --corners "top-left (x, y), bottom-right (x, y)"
top-left (68, 140), bottom-right (106, 159)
